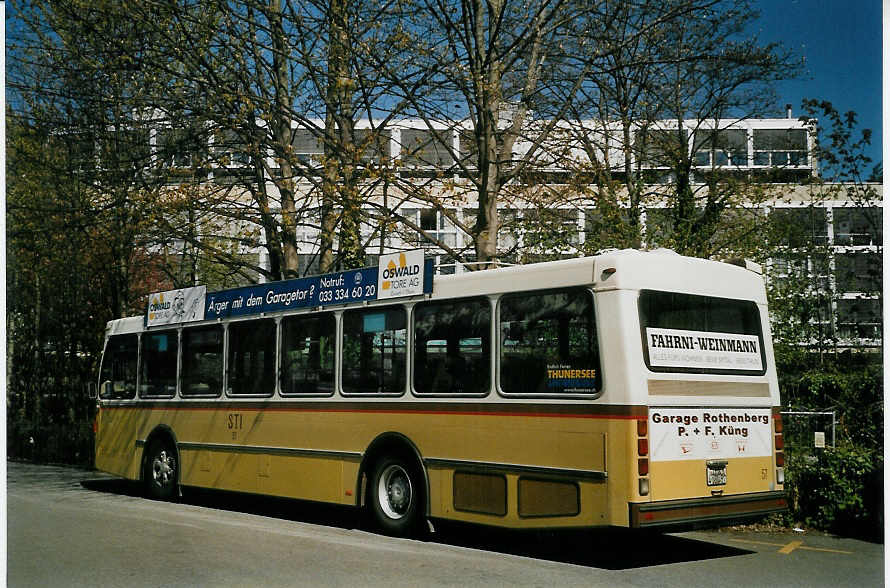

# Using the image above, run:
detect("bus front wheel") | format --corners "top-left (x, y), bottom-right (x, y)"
top-left (143, 438), bottom-right (178, 500)
top-left (368, 456), bottom-right (424, 537)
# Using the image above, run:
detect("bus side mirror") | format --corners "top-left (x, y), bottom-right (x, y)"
top-left (87, 382), bottom-right (98, 400)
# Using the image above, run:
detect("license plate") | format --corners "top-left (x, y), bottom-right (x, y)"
top-left (707, 460), bottom-right (727, 486)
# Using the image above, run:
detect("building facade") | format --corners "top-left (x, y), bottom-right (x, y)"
top-left (148, 115), bottom-right (882, 351)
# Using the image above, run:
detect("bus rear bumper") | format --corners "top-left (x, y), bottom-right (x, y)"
top-left (629, 491), bottom-right (787, 530)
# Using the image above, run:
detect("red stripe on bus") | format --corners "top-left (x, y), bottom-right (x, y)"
top-left (98, 402), bottom-right (647, 419)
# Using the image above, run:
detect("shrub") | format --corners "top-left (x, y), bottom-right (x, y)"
top-left (786, 444), bottom-right (883, 539)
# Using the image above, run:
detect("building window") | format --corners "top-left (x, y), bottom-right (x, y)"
top-left (420, 209), bottom-right (437, 231)
top-left (353, 129), bottom-right (390, 165)
top-left (835, 252), bottom-right (882, 293)
top-left (635, 129), bottom-right (687, 168)
top-left (458, 130), bottom-right (479, 168)
top-left (836, 298), bottom-right (882, 340)
top-left (213, 129), bottom-right (251, 167)
top-left (156, 128), bottom-right (203, 169)
top-left (753, 129), bottom-right (807, 166)
top-left (523, 208), bottom-right (580, 247)
top-left (834, 207), bottom-right (882, 246)
top-left (292, 129), bottom-right (324, 169)
top-left (401, 129), bottom-right (454, 167)
top-left (693, 129), bottom-right (747, 167)
top-left (769, 207), bottom-right (829, 247)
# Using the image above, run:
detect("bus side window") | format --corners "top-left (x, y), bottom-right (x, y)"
top-left (227, 319), bottom-right (276, 396)
top-left (413, 298), bottom-right (490, 395)
top-left (499, 288), bottom-right (600, 396)
top-left (99, 334), bottom-right (138, 400)
top-left (140, 330), bottom-right (178, 397)
top-left (181, 325), bottom-right (223, 397)
top-left (342, 307), bottom-right (406, 395)
top-left (280, 314), bottom-right (335, 396)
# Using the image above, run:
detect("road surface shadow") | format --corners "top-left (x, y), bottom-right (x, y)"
top-left (80, 477), bottom-right (145, 498)
top-left (431, 522), bottom-right (752, 569)
top-left (81, 478), bottom-right (751, 570)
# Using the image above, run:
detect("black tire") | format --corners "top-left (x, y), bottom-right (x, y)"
top-left (143, 438), bottom-right (178, 500)
top-left (368, 455), bottom-right (424, 537)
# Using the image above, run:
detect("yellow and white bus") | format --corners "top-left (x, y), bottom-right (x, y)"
top-left (94, 249), bottom-right (786, 536)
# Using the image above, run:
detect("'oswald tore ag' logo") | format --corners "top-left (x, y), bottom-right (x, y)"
top-left (381, 252), bottom-right (420, 290)
top-left (147, 293), bottom-right (172, 321)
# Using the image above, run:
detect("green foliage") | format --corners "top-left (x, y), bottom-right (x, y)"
top-left (785, 445), bottom-right (883, 539)
top-left (781, 363), bottom-right (883, 446)
top-left (777, 358), bottom-right (883, 538)
top-left (8, 418), bottom-right (95, 468)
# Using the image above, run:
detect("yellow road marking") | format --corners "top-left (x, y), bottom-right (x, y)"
top-left (728, 538), bottom-right (853, 556)
top-left (730, 538), bottom-right (785, 548)
top-left (795, 544), bottom-right (855, 555)
top-left (779, 540), bottom-right (803, 554)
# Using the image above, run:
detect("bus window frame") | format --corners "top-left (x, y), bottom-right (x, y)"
top-left (496, 287), bottom-right (603, 400)
top-left (637, 289), bottom-right (767, 377)
top-left (225, 317), bottom-right (277, 398)
top-left (340, 303), bottom-right (409, 397)
top-left (99, 333), bottom-right (139, 401)
top-left (410, 295), bottom-right (493, 398)
top-left (138, 328), bottom-right (179, 399)
top-left (179, 323), bottom-right (225, 398)
top-left (279, 311), bottom-right (338, 398)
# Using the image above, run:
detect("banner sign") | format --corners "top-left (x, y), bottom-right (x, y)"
top-left (646, 327), bottom-right (763, 372)
top-left (377, 249), bottom-right (426, 300)
top-left (202, 257), bottom-right (433, 321)
top-left (649, 407), bottom-right (772, 462)
top-left (146, 286), bottom-right (206, 327)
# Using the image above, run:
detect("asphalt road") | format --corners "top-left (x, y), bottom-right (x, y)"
top-left (6, 462), bottom-right (884, 587)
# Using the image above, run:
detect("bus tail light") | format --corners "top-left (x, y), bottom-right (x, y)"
top-left (637, 417), bottom-right (650, 496)
top-left (774, 411), bottom-right (784, 485)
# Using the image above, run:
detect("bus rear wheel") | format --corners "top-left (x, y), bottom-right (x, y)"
top-left (368, 456), bottom-right (424, 537)
top-left (143, 439), bottom-right (178, 500)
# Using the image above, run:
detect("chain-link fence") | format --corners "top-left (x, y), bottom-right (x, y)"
top-left (781, 410), bottom-right (836, 458)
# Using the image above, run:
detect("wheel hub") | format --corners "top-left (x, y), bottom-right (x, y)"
top-left (152, 450), bottom-right (175, 487)
top-left (378, 464), bottom-right (412, 520)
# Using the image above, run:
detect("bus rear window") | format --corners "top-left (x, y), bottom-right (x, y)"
top-left (639, 290), bottom-right (765, 375)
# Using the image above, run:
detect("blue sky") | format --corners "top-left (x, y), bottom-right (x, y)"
top-left (753, 0), bottom-right (882, 173)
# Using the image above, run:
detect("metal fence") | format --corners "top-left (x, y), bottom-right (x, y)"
top-left (781, 410), bottom-right (836, 456)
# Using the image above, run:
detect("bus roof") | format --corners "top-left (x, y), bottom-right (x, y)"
top-left (105, 249), bottom-right (765, 335)
top-left (432, 249), bottom-right (765, 303)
